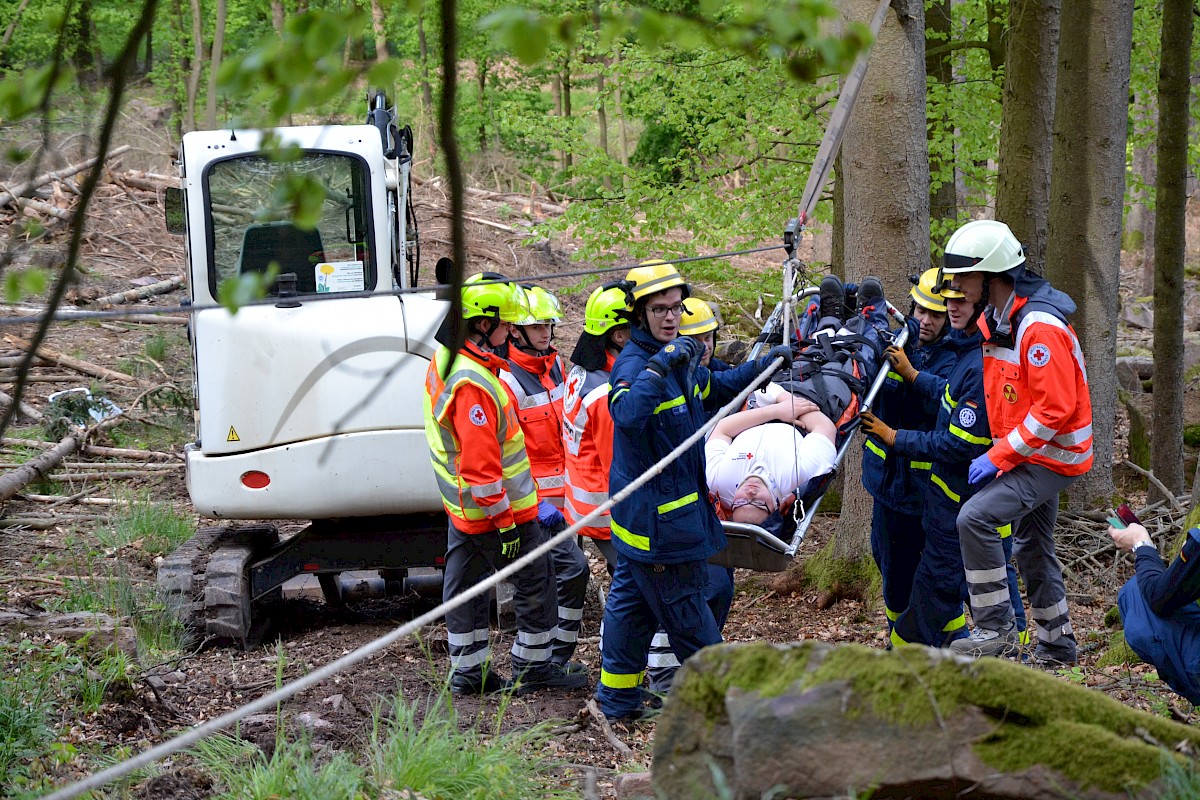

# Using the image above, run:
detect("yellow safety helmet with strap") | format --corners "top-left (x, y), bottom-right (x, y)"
top-left (910, 268), bottom-right (949, 312)
top-left (625, 259), bottom-right (690, 303)
top-left (513, 286), bottom-right (564, 326)
top-left (584, 283), bottom-right (632, 335)
top-left (679, 298), bottom-right (719, 335)
top-left (462, 273), bottom-right (525, 322)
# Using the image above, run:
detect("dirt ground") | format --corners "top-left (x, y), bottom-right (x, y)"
top-left (0, 126), bottom-right (1197, 798)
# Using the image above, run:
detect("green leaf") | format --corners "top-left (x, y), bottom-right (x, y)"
top-left (480, 8), bottom-right (551, 64)
top-left (216, 266), bottom-right (279, 314)
top-left (3, 268), bottom-right (47, 303)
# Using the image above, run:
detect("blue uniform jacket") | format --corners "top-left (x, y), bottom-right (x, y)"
top-left (889, 328), bottom-right (992, 513)
top-left (861, 321), bottom-right (958, 515)
top-left (608, 327), bottom-right (764, 564)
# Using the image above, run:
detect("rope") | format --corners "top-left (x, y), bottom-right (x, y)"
top-left (40, 353), bottom-right (785, 800)
top-left (0, 243), bottom-right (786, 328)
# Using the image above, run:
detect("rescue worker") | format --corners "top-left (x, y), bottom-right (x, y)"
top-left (859, 278), bottom-right (992, 648)
top-left (562, 282), bottom-right (631, 570)
top-left (423, 273), bottom-right (587, 696)
top-left (596, 261), bottom-right (792, 720)
top-left (942, 220), bottom-right (1092, 664)
top-left (680, 299), bottom-right (728, 371)
top-left (501, 285), bottom-right (589, 668)
top-left (1111, 519), bottom-right (1200, 704)
top-left (859, 270), bottom-right (958, 638)
top-left (651, 295), bottom-right (735, 693)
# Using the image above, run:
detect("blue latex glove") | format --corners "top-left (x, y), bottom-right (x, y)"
top-left (646, 337), bottom-right (703, 377)
top-left (537, 499), bottom-right (565, 528)
top-left (968, 452), bottom-right (1000, 485)
top-left (758, 344), bottom-right (794, 373)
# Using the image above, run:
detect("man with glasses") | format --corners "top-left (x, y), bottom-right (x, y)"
top-left (595, 260), bottom-right (792, 721)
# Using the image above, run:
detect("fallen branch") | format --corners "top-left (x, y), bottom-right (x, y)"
top-left (0, 388), bottom-right (42, 422)
top-left (14, 196), bottom-right (73, 221)
top-left (4, 334), bottom-right (137, 384)
top-left (88, 276), bottom-right (184, 308)
top-left (20, 494), bottom-right (128, 506)
top-left (0, 515), bottom-right (109, 529)
top-left (49, 470), bottom-right (177, 481)
top-left (585, 699), bottom-right (633, 758)
top-left (118, 170), bottom-right (178, 192)
top-left (1121, 461), bottom-right (1185, 512)
top-left (0, 145), bottom-right (131, 209)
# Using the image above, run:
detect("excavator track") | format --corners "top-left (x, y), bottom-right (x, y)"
top-left (157, 524), bottom-right (279, 642)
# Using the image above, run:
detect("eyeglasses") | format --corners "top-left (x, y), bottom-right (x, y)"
top-left (730, 497), bottom-right (772, 514)
top-left (647, 303), bottom-right (686, 319)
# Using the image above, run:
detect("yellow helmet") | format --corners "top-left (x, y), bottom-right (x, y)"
top-left (515, 285), bottom-right (563, 325)
top-left (625, 259), bottom-right (689, 303)
top-left (462, 273), bottom-right (525, 322)
top-left (584, 283), bottom-right (632, 335)
top-left (679, 299), bottom-right (719, 335)
top-left (910, 268), bottom-right (949, 312)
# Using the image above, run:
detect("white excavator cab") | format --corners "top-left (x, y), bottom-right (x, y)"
top-left (160, 97), bottom-right (452, 641)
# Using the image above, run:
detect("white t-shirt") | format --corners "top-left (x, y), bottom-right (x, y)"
top-left (705, 422), bottom-right (837, 508)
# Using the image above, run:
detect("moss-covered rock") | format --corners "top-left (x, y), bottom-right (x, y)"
top-left (654, 641), bottom-right (1200, 799)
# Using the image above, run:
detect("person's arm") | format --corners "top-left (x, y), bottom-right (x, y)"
top-left (594, 394), bottom-right (616, 476)
top-left (445, 383), bottom-right (515, 531)
top-left (710, 397), bottom-right (820, 444)
top-left (1112, 523), bottom-right (1200, 617)
top-left (891, 363), bottom-right (991, 464)
top-left (608, 353), bottom-right (674, 431)
top-left (987, 326), bottom-right (1080, 471)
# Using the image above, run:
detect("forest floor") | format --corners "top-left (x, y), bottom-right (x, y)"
top-left (0, 116), bottom-right (1198, 799)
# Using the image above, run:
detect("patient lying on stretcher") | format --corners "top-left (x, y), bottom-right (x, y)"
top-left (705, 275), bottom-right (890, 531)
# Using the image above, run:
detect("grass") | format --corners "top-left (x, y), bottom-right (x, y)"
top-left (192, 689), bottom-right (577, 800)
top-left (95, 493), bottom-right (194, 556)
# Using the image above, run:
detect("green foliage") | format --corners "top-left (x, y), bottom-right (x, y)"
top-left (217, 264), bottom-right (278, 313)
top-left (96, 494), bottom-right (194, 556)
top-left (0, 643), bottom-right (56, 791)
top-left (1184, 424), bottom-right (1200, 448)
top-left (3, 268), bottom-right (47, 302)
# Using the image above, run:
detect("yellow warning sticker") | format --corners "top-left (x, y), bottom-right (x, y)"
top-left (227, 426), bottom-right (240, 442)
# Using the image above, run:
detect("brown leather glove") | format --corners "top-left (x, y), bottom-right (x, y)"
top-left (859, 410), bottom-right (897, 448)
top-left (886, 345), bottom-right (919, 383)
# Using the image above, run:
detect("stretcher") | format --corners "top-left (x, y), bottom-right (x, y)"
top-left (710, 284), bottom-right (909, 572)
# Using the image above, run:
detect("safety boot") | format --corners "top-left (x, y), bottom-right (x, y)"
top-left (948, 623), bottom-right (1021, 658)
top-left (513, 661), bottom-right (589, 696)
top-left (816, 274), bottom-right (845, 330)
top-left (450, 670), bottom-right (513, 696)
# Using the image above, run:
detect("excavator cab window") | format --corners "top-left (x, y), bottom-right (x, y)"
top-left (204, 152), bottom-right (374, 298)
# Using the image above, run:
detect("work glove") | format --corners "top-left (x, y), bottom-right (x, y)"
top-left (858, 410), bottom-right (896, 448)
top-left (498, 524), bottom-right (521, 559)
top-left (646, 337), bottom-right (702, 377)
top-left (537, 499), bottom-right (565, 530)
top-left (968, 452), bottom-right (1000, 485)
top-left (885, 345), bottom-right (919, 383)
top-left (758, 344), bottom-right (794, 373)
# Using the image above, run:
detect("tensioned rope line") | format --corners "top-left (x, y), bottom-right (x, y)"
top-left (40, 352), bottom-right (787, 800)
top-left (0, 243), bottom-right (788, 327)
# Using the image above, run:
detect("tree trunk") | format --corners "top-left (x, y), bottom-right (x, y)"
top-left (143, 26), bottom-right (152, 74)
top-left (417, 11), bottom-right (437, 164)
top-left (836, 0), bottom-right (929, 592)
top-left (183, 0), bottom-right (203, 133)
top-left (1044, 0), bottom-right (1133, 508)
top-left (561, 56), bottom-right (574, 172)
top-left (370, 0), bottom-right (388, 64)
top-left (613, 49), bottom-right (630, 173)
top-left (1150, 0), bottom-right (1193, 500)
top-left (925, 0), bottom-right (955, 237)
top-left (204, 0), bottom-right (226, 129)
top-left (1, 0), bottom-right (31, 51)
top-left (1128, 90), bottom-right (1158, 295)
top-left (271, 0), bottom-right (283, 33)
top-left (995, 0), bottom-right (1059, 273)
top-left (477, 56), bottom-right (488, 152)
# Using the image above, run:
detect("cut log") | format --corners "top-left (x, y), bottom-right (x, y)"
top-left (14, 196), bottom-right (73, 221)
top-left (0, 388), bottom-right (42, 421)
top-left (0, 146), bottom-right (131, 209)
top-left (0, 434), bottom-right (80, 502)
top-left (3, 334), bottom-right (137, 384)
top-left (117, 170), bottom-right (179, 192)
top-left (87, 276), bottom-right (184, 308)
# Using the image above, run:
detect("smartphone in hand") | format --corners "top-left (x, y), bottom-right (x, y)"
top-left (1116, 503), bottom-right (1140, 526)
top-left (1107, 514), bottom-right (1127, 530)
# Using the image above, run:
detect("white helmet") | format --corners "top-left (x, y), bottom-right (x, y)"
top-left (941, 220), bottom-right (1025, 275)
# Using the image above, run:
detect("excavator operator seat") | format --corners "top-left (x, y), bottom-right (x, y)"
top-left (238, 221), bottom-right (326, 294)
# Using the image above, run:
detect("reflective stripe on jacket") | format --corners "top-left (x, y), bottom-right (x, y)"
top-left (501, 347), bottom-right (567, 506)
top-left (980, 295), bottom-right (1093, 476)
top-left (608, 327), bottom-right (766, 564)
top-left (562, 354), bottom-right (616, 539)
top-left (424, 342), bottom-right (538, 533)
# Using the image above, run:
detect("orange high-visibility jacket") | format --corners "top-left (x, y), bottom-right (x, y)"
top-left (501, 347), bottom-right (567, 507)
top-left (561, 352), bottom-right (616, 540)
top-left (424, 341), bottom-right (538, 534)
top-left (980, 295), bottom-right (1093, 476)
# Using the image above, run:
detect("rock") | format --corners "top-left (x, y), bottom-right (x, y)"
top-left (613, 771), bottom-right (653, 799)
top-left (1115, 357), bottom-right (1153, 392)
top-left (653, 641), bottom-right (1200, 800)
top-left (296, 712), bottom-right (332, 730)
top-left (1121, 301), bottom-right (1153, 330)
